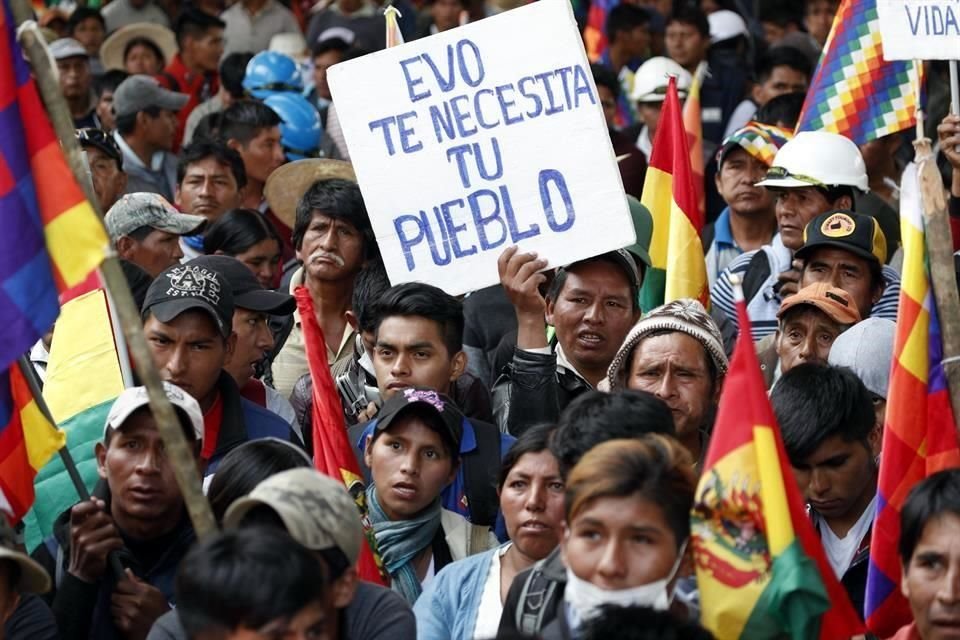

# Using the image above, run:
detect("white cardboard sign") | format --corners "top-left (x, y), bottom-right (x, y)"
top-left (877, 0), bottom-right (960, 60)
top-left (327, 0), bottom-right (634, 295)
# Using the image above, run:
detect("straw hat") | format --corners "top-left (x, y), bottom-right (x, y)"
top-left (100, 23), bottom-right (178, 72)
top-left (264, 159), bottom-right (357, 229)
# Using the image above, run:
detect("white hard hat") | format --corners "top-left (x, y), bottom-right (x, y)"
top-left (708, 10), bottom-right (749, 44)
top-left (755, 131), bottom-right (869, 192)
top-left (631, 56), bottom-right (692, 103)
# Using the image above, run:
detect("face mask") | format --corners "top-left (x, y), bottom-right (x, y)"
top-left (563, 540), bottom-right (687, 621)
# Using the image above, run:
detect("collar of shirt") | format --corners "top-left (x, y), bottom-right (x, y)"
top-left (113, 130), bottom-right (167, 172)
top-left (636, 125), bottom-right (652, 160)
top-left (555, 343), bottom-right (592, 388)
top-left (713, 207), bottom-right (737, 249)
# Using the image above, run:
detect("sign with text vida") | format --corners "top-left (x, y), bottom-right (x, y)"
top-left (877, 0), bottom-right (960, 60)
top-left (328, 0), bottom-right (634, 295)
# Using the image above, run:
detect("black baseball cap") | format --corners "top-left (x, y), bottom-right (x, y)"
top-left (142, 264), bottom-right (235, 337)
top-left (373, 388), bottom-right (464, 454)
top-left (189, 255), bottom-right (295, 315)
top-left (794, 209), bottom-right (887, 266)
top-left (76, 128), bottom-right (123, 170)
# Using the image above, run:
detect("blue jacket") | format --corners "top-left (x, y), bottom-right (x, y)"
top-left (414, 545), bottom-right (504, 640)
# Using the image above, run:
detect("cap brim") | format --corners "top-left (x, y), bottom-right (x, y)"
top-left (755, 176), bottom-right (812, 189)
top-left (264, 160), bottom-right (357, 229)
top-left (151, 212), bottom-right (207, 236)
top-left (626, 246), bottom-right (652, 269)
top-left (779, 299), bottom-right (860, 325)
top-left (222, 496), bottom-right (265, 530)
top-left (0, 548), bottom-right (51, 594)
top-left (794, 240), bottom-right (880, 265)
top-left (148, 299), bottom-right (228, 336)
top-left (100, 23), bottom-right (178, 71)
top-left (160, 92), bottom-right (190, 113)
top-left (234, 289), bottom-right (296, 315)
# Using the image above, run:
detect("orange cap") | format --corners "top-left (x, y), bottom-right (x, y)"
top-left (777, 282), bottom-right (862, 325)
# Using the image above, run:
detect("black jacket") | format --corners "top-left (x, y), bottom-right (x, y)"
top-left (491, 347), bottom-right (592, 436)
top-left (32, 481), bottom-right (195, 640)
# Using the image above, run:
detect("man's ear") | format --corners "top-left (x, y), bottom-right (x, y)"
top-left (174, 184), bottom-right (183, 208)
top-left (544, 296), bottom-right (556, 327)
top-left (226, 138), bottom-right (242, 154)
top-left (345, 310), bottom-right (359, 333)
top-left (332, 567), bottom-right (359, 608)
top-left (868, 422), bottom-right (882, 458)
top-left (901, 562), bottom-right (911, 598)
top-left (95, 441), bottom-right (108, 479)
top-left (362, 434), bottom-right (374, 469)
top-left (224, 332), bottom-right (238, 360)
top-left (835, 194), bottom-right (854, 210)
top-left (450, 350), bottom-right (467, 382)
top-left (116, 235), bottom-right (136, 260)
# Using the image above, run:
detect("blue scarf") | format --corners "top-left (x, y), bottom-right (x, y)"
top-left (365, 485), bottom-right (442, 604)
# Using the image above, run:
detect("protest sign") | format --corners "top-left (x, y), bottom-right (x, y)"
top-left (327, 0), bottom-right (635, 295)
top-left (877, 0), bottom-right (960, 60)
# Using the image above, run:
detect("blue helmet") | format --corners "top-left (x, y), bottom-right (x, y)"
top-left (263, 93), bottom-right (322, 161)
top-left (242, 51), bottom-right (304, 99)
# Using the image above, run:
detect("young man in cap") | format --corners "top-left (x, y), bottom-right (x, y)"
top-left (344, 282), bottom-right (514, 530)
top-left (105, 192), bottom-right (206, 277)
top-left (493, 247), bottom-right (642, 436)
top-left (222, 468), bottom-right (416, 640)
top-left (0, 518), bottom-right (56, 639)
top-left (771, 363), bottom-right (880, 619)
top-left (174, 140), bottom-right (246, 260)
top-left (77, 127), bottom-right (128, 212)
top-left (189, 255), bottom-right (298, 430)
top-left (112, 75), bottom-right (189, 201)
top-left (51, 38), bottom-right (98, 129)
top-left (706, 122), bottom-right (792, 286)
top-left (893, 469), bottom-right (960, 640)
top-left (711, 132), bottom-right (884, 340)
top-left (760, 282), bottom-right (861, 389)
top-left (173, 527), bottom-right (335, 640)
top-left (601, 298), bottom-right (728, 463)
top-left (34, 383), bottom-right (204, 640)
top-left (828, 317), bottom-right (896, 431)
top-left (796, 209), bottom-right (900, 321)
top-left (272, 176), bottom-right (377, 398)
top-left (141, 262), bottom-right (297, 471)
top-left (629, 56), bottom-right (691, 163)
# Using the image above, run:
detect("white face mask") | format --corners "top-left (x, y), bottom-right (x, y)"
top-left (563, 540), bottom-right (687, 621)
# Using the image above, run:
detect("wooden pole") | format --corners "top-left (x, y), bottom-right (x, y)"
top-left (914, 135), bottom-right (960, 437)
top-left (11, 7), bottom-right (217, 540)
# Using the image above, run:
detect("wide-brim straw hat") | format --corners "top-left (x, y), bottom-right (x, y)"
top-left (100, 23), bottom-right (178, 72)
top-left (265, 159), bottom-right (357, 229)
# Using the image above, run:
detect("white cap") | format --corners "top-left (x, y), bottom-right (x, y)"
top-left (105, 382), bottom-right (204, 442)
top-left (630, 56), bottom-right (692, 103)
top-left (708, 9), bottom-right (749, 43)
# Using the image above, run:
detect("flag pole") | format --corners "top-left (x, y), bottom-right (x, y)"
top-left (10, 3), bottom-right (217, 540)
top-left (949, 61), bottom-right (959, 118)
top-left (913, 132), bottom-right (960, 438)
top-left (15, 355), bottom-right (126, 581)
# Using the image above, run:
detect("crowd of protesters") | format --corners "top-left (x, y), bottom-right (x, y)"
top-left (6, 0), bottom-right (960, 638)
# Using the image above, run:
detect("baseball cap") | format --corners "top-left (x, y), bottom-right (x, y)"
top-left (105, 193), bottom-right (206, 240)
top-left (50, 37), bottom-right (88, 60)
top-left (105, 382), bottom-right (204, 442)
top-left (76, 128), bottom-right (123, 171)
top-left (0, 518), bottom-right (50, 594)
top-left (560, 248), bottom-right (641, 292)
top-left (625, 196), bottom-right (653, 269)
top-left (113, 74), bottom-right (189, 118)
top-left (373, 388), bottom-right (464, 454)
top-left (777, 282), bottom-right (861, 325)
top-left (794, 209), bottom-right (887, 265)
top-left (142, 263), bottom-right (235, 337)
top-left (828, 317), bottom-right (895, 398)
top-left (223, 468), bottom-right (363, 563)
top-left (716, 121), bottom-right (793, 169)
top-left (189, 256), bottom-right (295, 315)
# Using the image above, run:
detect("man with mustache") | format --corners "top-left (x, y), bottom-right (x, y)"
top-left (272, 178), bottom-right (378, 398)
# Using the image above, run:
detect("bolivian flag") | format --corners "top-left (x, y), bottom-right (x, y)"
top-left (691, 292), bottom-right (865, 639)
top-left (639, 76), bottom-right (707, 312)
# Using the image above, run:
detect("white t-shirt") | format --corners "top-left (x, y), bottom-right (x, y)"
top-left (473, 545), bottom-right (511, 639)
top-left (819, 495), bottom-right (877, 578)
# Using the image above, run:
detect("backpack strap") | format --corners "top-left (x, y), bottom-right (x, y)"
top-left (462, 420), bottom-right (501, 527)
top-left (467, 524), bottom-right (490, 556)
top-left (741, 249), bottom-right (773, 304)
top-left (515, 566), bottom-right (557, 635)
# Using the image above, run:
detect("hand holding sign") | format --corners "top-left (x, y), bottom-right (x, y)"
top-left (328, 0), bottom-right (634, 295)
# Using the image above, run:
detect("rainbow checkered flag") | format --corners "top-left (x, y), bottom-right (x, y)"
top-left (795, 0), bottom-right (920, 144)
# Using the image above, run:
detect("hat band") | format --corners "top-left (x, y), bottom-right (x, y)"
top-left (764, 166), bottom-right (825, 187)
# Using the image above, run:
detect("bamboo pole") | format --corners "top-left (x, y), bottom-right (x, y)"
top-left (11, 5), bottom-right (217, 539)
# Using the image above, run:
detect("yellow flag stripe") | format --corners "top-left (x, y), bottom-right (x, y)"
top-left (754, 425), bottom-right (795, 555)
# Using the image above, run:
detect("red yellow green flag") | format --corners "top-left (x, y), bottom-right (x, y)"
top-left (682, 61), bottom-right (707, 218)
top-left (692, 292), bottom-right (866, 639)
top-left (639, 75), bottom-right (707, 311)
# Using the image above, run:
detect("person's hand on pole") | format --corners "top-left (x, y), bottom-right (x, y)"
top-left (938, 113), bottom-right (960, 197)
top-left (498, 246), bottom-right (549, 350)
top-left (67, 498), bottom-right (123, 584)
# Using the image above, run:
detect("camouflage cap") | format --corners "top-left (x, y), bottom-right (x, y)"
top-left (223, 468), bottom-right (363, 564)
top-left (105, 193), bottom-right (206, 240)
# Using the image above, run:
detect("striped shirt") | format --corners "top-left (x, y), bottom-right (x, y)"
top-left (711, 233), bottom-right (901, 341)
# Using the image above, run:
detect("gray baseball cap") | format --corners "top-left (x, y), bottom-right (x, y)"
top-left (105, 193), bottom-right (206, 240)
top-left (50, 37), bottom-right (88, 60)
top-left (105, 382), bottom-right (204, 443)
top-left (827, 317), bottom-right (895, 399)
top-left (113, 74), bottom-right (189, 118)
top-left (224, 468), bottom-right (364, 564)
